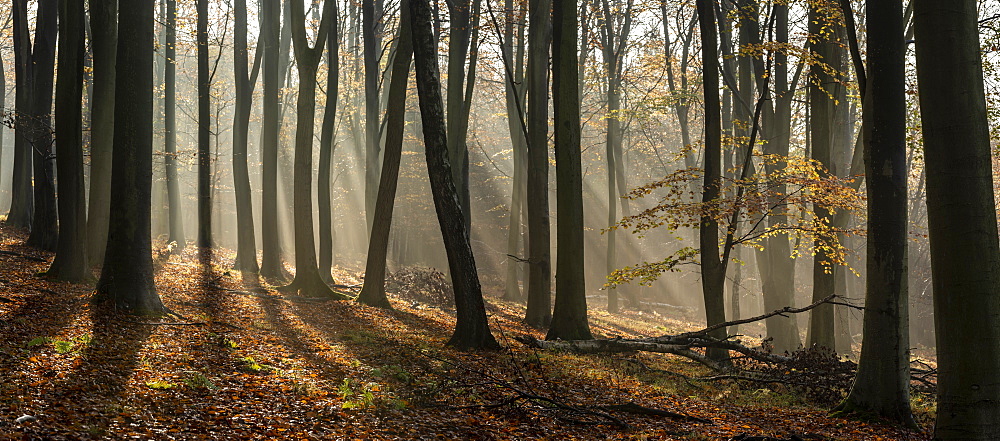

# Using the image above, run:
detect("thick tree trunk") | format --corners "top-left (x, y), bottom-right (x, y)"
top-left (547, 0), bottom-right (592, 341)
top-left (260, 0), bottom-right (289, 283)
top-left (196, 0), bottom-right (212, 249)
top-left (95, 0), bottom-right (166, 314)
top-left (696, 0), bottom-right (727, 363)
top-left (913, 1), bottom-right (1000, 437)
top-left (523, 0), bottom-right (552, 328)
top-left (86, 0), bottom-right (119, 263)
top-left (25, 0), bottom-right (58, 251)
top-left (317, 0), bottom-right (341, 283)
top-left (47, 0), bottom-right (90, 282)
top-left (834, 0), bottom-right (914, 426)
top-left (357, 0), bottom-right (414, 308)
top-left (233, 0), bottom-right (260, 276)
top-left (411, 0), bottom-right (499, 350)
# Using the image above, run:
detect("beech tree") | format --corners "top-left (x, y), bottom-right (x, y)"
top-left (95, 0), bottom-right (166, 314)
top-left (24, 0), bottom-right (57, 251)
top-left (87, 0), bottom-right (118, 262)
top-left (914, 0), bottom-right (1000, 437)
top-left (196, 0), bottom-right (212, 249)
top-left (411, 0), bottom-right (499, 350)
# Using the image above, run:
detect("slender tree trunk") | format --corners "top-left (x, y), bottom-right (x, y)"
top-left (913, 0), bottom-right (1000, 437)
top-left (696, 0), bottom-right (727, 362)
top-left (317, 0), bottom-right (341, 282)
top-left (446, 0), bottom-right (479, 231)
top-left (502, 0), bottom-right (527, 302)
top-left (47, 0), bottom-right (90, 281)
top-left (362, 0), bottom-right (382, 234)
top-left (260, 0), bottom-right (288, 282)
top-left (196, 0), bottom-right (212, 249)
top-left (411, 0), bottom-right (499, 350)
top-left (285, 0), bottom-right (347, 300)
top-left (86, 0), bottom-right (119, 262)
top-left (547, 0), bottom-right (592, 341)
top-left (357, 0), bottom-right (414, 308)
top-left (233, 0), bottom-right (260, 275)
top-left (805, 0), bottom-right (844, 351)
top-left (95, 0), bottom-right (166, 314)
top-left (25, 0), bottom-right (58, 251)
top-left (523, 0), bottom-right (552, 327)
top-left (7, 0), bottom-right (33, 229)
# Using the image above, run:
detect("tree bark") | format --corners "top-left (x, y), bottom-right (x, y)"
top-left (47, 0), bottom-right (90, 281)
top-left (523, 0), bottom-right (552, 328)
top-left (196, 0), bottom-right (212, 249)
top-left (317, 0), bottom-right (341, 282)
top-left (547, 0), bottom-right (592, 341)
top-left (233, 0), bottom-right (260, 276)
top-left (357, 0), bottom-right (414, 308)
top-left (362, 0), bottom-right (382, 234)
top-left (695, 0), bottom-right (727, 363)
top-left (913, 0), bottom-right (1000, 437)
top-left (25, 0), bottom-right (58, 251)
top-left (285, 0), bottom-right (348, 300)
top-left (87, 0), bottom-right (119, 262)
top-left (260, 0), bottom-right (289, 282)
top-left (502, 0), bottom-right (527, 302)
top-left (7, 0), bottom-right (33, 229)
top-left (95, 0), bottom-right (166, 314)
top-left (411, 0), bottom-right (499, 350)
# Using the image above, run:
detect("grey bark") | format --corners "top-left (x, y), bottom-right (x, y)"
top-left (196, 0), bottom-right (212, 248)
top-left (233, 0), bottom-right (260, 275)
top-left (25, 0), bottom-right (58, 251)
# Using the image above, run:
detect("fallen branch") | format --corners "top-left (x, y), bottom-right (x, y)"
top-left (676, 294), bottom-right (850, 340)
top-left (596, 402), bottom-right (713, 424)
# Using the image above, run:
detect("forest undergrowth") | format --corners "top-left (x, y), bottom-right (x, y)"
top-left (0, 226), bottom-right (929, 440)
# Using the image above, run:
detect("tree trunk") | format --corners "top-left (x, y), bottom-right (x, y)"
top-left (502, 0), bottom-right (527, 302)
top-left (260, 0), bottom-right (289, 283)
top-left (86, 0), bottom-right (119, 262)
top-left (47, 0), bottom-right (90, 281)
top-left (411, 0), bottom-right (499, 350)
top-left (357, 0), bottom-right (414, 308)
top-left (913, 0), bottom-right (1000, 437)
top-left (695, 0), bottom-right (727, 362)
top-left (285, 0), bottom-right (347, 300)
top-left (25, 0), bottom-right (58, 251)
top-left (523, 0), bottom-right (552, 328)
top-left (834, 0), bottom-right (914, 426)
top-left (317, 0), bottom-right (341, 282)
top-left (95, 0), bottom-right (166, 314)
top-left (805, 0), bottom-right (845, 351)
top-left (196, 0), bottom-right (212, 249)
top-left (362, 0), bottom-right (382, 234)
top-left (547, 0), bottom-right (592, 341)
top-left (7, 0), bottom-right (33, 229)
top-left (233, 0), bottom-right (260, 276)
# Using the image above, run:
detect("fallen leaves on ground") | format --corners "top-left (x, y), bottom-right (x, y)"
top-left (0, 226), bottom-right (929, 440)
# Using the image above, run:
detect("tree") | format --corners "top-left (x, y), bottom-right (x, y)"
top-left (46, 0), bottom-right (89, 281)
top-left (357, 0), bottom-right (414, 308)
top-left (86, 0), bottom-right (118, 263)
top-left (446, 0), bottom-right (482, 230)
top-left (196, 0), bottom-right (212, 249)
top-left (25, 0), bottom-right (57, 251)
top-left (805, 0), bottom-right (846, 351)
top-left (410, 0), bottom-right (499, 350)
top-left (523, 0), bottom-right (552, 328)
top-left (259, 0), bottom-right (289, 282)
top-left (317, 0), bottom-right (341, 283)
top-left (362, 0), bottom-right (383, 233)
top-left (232, 0), bottom-right (261, 275)
top-left (284, 0), bottom-right (348, 299)
top-left (7, 0), bottom-right (32, 229)
top-left (500, 0), bottom-right (528, 302)
top-left (546, 0), bottom-right (591, 341)
top-left (164, 0), bottom-right (184, 251)
top-left (833, 0), bottom-right (914, 426)
top-left (913, 0), bottom-right (1000, 437)
top-left (95, 0), bottom-right (166, 314)
top-left (695, 0), bottom-right (728, 362)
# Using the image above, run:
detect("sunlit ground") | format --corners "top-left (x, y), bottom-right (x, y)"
top-left (0, 225), bottom-right (930, 439)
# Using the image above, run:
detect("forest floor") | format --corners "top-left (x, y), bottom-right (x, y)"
top-left (0, 226), bottom-right (931, 440)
